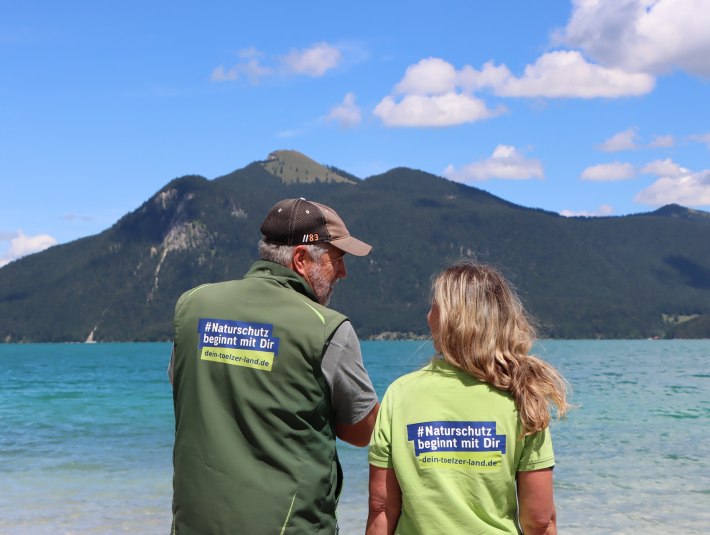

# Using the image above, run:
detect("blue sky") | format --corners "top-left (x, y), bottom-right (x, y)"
top-left (2, 0), bottom-right (709, 267)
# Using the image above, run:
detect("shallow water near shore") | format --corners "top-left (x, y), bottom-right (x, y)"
top-left (1, 340), bottom-right (708, 534)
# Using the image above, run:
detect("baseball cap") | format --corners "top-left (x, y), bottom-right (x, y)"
top-left (260, 198), bottom-right (372, 256)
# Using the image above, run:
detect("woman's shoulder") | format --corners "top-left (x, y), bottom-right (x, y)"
top-left (383, 362), bottom-right (436, 393)
top-left (386, 359), bottom-right (469, 392)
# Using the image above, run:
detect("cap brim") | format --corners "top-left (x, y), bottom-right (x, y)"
top-left (330, 236), bottom-right (372, 256)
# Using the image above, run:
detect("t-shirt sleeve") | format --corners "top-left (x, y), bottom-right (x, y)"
top-left (368, 387), bottom-right (394, 468)
top-left (321, 321), bottom-right (378, 425)
top-left (517, 427), bottom-right (555, 472)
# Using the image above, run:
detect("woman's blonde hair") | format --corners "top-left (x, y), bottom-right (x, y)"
top-left (431, 261), bottom-right (569, 436)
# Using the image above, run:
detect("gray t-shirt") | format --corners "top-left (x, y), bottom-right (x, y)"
top-left (321, 321), bottom-right (378, 425)
top-left (168, 320), bottom-right (377, 425)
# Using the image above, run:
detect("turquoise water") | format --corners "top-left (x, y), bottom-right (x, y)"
top-left (1, 340), bottom-right (708, 534)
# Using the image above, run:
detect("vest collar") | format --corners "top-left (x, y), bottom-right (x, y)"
top-left (245, 260), bottom-right (320, 303)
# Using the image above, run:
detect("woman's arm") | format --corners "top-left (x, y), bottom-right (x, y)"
top-left (366, 465), bottom-right (402, 535)
top-left (517, 467), bottom-right (556, 535)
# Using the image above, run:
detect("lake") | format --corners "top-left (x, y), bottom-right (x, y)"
top-left (1, 340), bottom-right (708, 534)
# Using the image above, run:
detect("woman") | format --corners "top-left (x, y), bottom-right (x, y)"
top-left (367, 262), bottom-right (570, 534)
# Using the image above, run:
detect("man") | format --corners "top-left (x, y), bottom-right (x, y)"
top-left (170, 198), bottom-right (380, 534)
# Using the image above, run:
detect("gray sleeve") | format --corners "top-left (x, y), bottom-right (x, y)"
top-left (322, 321), bottom-right (378, 425)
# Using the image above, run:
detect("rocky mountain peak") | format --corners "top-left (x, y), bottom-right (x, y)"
top-left (262, 149), bottom-right (356, 184)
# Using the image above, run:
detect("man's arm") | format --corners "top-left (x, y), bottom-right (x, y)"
top-left (366, 465), bottom-right (401, 535)
top-left (517, 467), bottom-right (557, 534)
top-left (321, 321), bottom-right (379, 447)
top-left (336, 403), bottom-right (379, 447)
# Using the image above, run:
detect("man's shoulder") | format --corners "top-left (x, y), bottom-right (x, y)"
top-left (289, 296), bottom-right (348, 332)
top-left (179, 280), bottom-right (235, 300)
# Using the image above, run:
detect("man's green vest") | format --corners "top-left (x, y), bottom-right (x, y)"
top-left (172, 261), bottom-right (348, 534)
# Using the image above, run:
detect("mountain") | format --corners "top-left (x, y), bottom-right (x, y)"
top-left (1, 150), bottom-right (709, 342)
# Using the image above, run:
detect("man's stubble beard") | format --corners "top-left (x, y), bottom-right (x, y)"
top-left (308, 262), bottom-right (337, 306)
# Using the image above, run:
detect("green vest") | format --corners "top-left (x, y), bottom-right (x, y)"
top-left (172, 261), bottom-right (348, 534)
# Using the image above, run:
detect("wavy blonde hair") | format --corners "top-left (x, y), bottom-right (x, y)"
top-left (431, 261), bottom-right (569, 436)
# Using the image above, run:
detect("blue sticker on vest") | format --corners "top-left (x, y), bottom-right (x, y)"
top-left (197, 318), bottom-right (280, 371)
top-left (407, 421), bottom-right (506, 456)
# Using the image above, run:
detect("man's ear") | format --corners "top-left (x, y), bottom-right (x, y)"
top-left (291, 245), bottom-right (311, 278)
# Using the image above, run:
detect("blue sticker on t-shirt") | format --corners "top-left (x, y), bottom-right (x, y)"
top-left (406, 421), bottom-right (506, 456)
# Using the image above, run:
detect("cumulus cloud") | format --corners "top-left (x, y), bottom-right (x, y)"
top-left (442, 145), bottom-right (544, 182)
top-left (374, 50), bottom-right (656, 127)
top-left (581, 162), bottom-right (637, 181)
top-left (640, 158), bottom-right (688, 177)
top-left (326, 93), bottom-right (361, 128)
top-left (635, 170), bottom-right (710, 206)
top-left (394, 57), bottom-right (459, 95)
top-left (458, 62), bottom-right (512, 92)
top-left (374, 0), bottom-right (708, 130)
top-left (374, 93), bottom-right (504, 127)
top-left (373, 58), bottom-right (506, 127)
top-left (560, 204), bottom-right (615, 217)
top-left (557, 0), bottom-right (710, 78)
top-left (281, 42), bottom-right (341, 76)
top-left (599, 128), bottom-right (640, 152)
top-left (0, 230), bottom-right (57, 268)
top-left (493, 51), bottom-right (655, 98)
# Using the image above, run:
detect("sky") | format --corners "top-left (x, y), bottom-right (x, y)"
top-left (2, 0), bottom-right (710, 267)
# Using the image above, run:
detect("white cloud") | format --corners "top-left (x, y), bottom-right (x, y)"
top-left (458, 62), bottom-right (512, 92)
top-left (326, 93), bottom-right (361, 128)
top-left (211, 43), bottom-right (341, 84)
top-left (394, 57), bottom-right (458, 95)
top-left (374, 93), bottom-right (504, 127)
top-left (581, 162), bottom-right (637, 181)
top-left (375, 51), bottom-right (654, 128)
top-left (635, 170), bottom-right (710, 206)
top-left (281, 42), bottom-right (341, 76)
top-left (373, 58), bottom-right (506, 127)
top-left (689, 133), bottom-right (710, 149)
top-left (211, 65), bottom-right (238, 82)
top-left (494, 51), bottom-right (655, 98)
top-left (558, 0), bottom-right (710, 77)
top-left (0, 230), bottom-right (57, 267)
top-left (560, 204), bottom-right (615, 217)
top-left (442, 145), bottom-right (544, 182)
top-left (640, 158), bottom-right (688, 177)
top-left (597, 130), bottom-right (675, 152)
top-left (649, 135), bottom-right (675, 148)
top-left (211, 48), bottom-right (273, 84)
top-left (599, 128), bottom-right (640, 152)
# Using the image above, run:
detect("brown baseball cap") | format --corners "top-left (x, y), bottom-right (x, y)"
top-left (260, 198), bottom-right (372, 256)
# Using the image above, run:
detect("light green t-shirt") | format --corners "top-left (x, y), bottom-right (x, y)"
top-left (368, 359), bottom-right (555, 535)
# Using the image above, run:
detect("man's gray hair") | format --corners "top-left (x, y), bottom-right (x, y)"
top-left (258, 240), bottom-right (330, 267)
